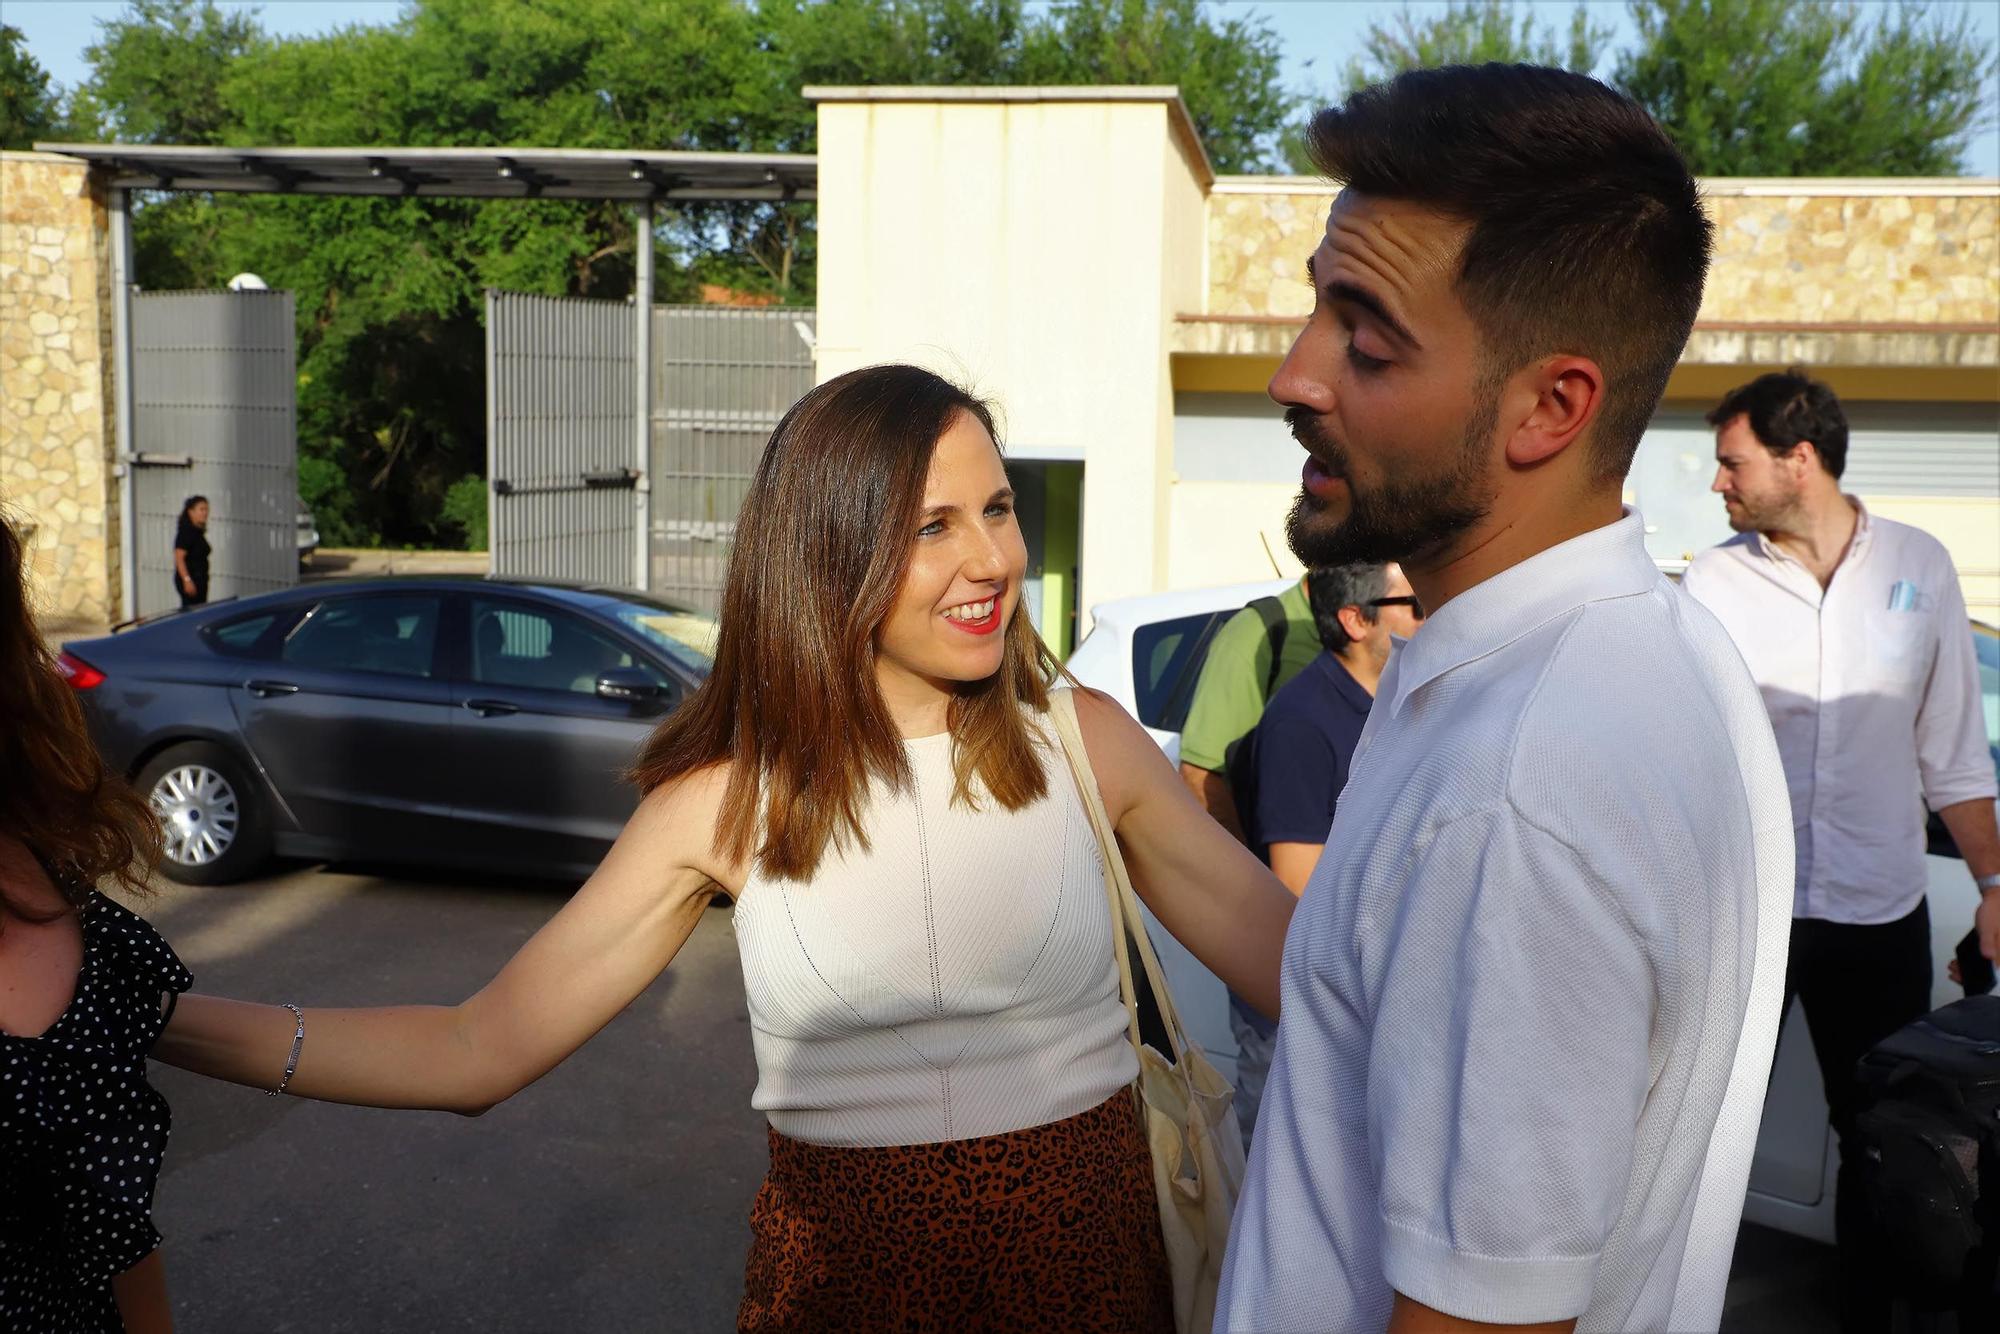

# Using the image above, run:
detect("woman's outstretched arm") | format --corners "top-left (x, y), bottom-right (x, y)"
top-left (1069, 688), bottom-right (1295, 1021)
top-left (154, 767), bottom-right (736, 1115)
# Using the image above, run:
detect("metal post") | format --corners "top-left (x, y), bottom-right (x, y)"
top-left (632, 199), bottom-right (655, 592)
top-left (109, 188), bottom-right (137, 621)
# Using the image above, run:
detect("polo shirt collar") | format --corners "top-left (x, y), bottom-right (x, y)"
top-left (1322, 651), bottom-right (1379, 716)
top-left (1386, 509), bottom-right (1659, 719)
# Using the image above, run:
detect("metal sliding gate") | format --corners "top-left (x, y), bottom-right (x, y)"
top-left (487, 295), bottom-right (814, 609)
top-left (648, 306), bottom-right (815, 611)
top-left (485, 290), bottom-right (640, 587)
top-left (129, 290), bottom-right (297, 619)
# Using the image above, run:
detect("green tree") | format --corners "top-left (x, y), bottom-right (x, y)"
top-left (1297, 0), bottom-right (1994, 178)
top-left (70, 0), bottom-right (261, 143)
top-left (1342, 0), bottom-right (1611, 92)
top-left (1015, 0), bottom-right (1294, 173)
top-left (757, 0), bottom-right (1290, 173)
top-left (1, 25), bottom-right (65, 150)
top-left (1283, 1), bottom-right (1609, 170)
top-left (1616, 0), bottom-right (1995, 175)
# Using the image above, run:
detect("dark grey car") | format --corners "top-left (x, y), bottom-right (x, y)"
top-left (58, 578), bottom-right (718, 884)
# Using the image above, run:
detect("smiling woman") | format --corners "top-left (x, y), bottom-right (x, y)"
top-left (629, 364), bottom-right (1053, 882)
top-left (146, 363), bottom-right (1298, 1334)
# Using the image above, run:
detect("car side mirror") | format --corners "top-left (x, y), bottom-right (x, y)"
top-left (596, 668), bottom-right (669, 709)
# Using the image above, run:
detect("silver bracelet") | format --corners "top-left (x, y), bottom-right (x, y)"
top-left (1976, 872), bottom-right (2000, 894)
top-left (269, 1003), bottom-right (305, 1097)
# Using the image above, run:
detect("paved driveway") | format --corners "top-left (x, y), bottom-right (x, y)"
top-left (128, 864), bottom-right (1848, 1331)
top-left (135, 864), bottom-right (764, 1332)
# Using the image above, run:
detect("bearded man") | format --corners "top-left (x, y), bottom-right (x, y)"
top-left (1683, 367), bottom-right (2000, 1331)
top-left (1215, 65), bottom-right (1796, 1334)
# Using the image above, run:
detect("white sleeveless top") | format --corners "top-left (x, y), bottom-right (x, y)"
top-left (732, 705), bottom-right (1136, 1147)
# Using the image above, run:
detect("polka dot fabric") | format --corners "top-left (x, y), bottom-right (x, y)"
top-left (1, 891), bottom-right (191, 1333)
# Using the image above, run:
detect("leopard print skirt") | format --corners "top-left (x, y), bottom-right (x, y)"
top-left (738, 1087), bottom-right (1174, 1333)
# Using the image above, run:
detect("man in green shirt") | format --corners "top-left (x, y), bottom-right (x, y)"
top-left (1177, 574), bottom-right (1323, 842)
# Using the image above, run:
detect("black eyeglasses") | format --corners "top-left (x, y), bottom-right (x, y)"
top-left (1368, 595), bottom-right (1426, 620)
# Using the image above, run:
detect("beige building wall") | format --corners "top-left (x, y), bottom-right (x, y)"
top-left (1165, 481), bottom-right (1303, 588)
top-left (0, 151), bottom-right (119, 626)
top-left (809, 87), bottom-right (1211, 624)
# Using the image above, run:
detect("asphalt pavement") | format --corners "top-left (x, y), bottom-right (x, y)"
top-left (123, 862), bottom-right (1854, 1333)
top-left (130, 863), bottom-right (765, 1332)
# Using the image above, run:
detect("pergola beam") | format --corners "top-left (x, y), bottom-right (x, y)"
top-left (33, 143), bottom-right (819, 202)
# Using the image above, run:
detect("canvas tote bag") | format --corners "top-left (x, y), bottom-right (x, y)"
top-left (1048, 688), bottom-right (1247, 1334)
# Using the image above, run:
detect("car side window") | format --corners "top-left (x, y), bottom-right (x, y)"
top-left (282, 595), bottom-right (442, 679)
top-left (1131, 611), bottom-right (1229, 732)
top-left (468, 598), bottom-right (667, 696)
top-left (206, 611), bottom-right (281, 656)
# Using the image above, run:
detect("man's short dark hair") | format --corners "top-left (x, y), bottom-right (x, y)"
top-left (1304, 64), bottom-right (1713, 482)
top-left (1705, 367), bottom-right (1849, 480)
top-left (1306, 563), bottom-right (1388, 655)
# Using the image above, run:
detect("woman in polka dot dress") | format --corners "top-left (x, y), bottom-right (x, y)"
top-left (1, 511), bottom-right (190, 1334)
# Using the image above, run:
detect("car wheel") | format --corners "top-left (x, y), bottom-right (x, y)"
top-left (137, 742), bottom-right (270, 884)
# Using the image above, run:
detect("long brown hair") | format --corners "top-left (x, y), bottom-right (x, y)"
top-left (631, 364), bottom-right (1060, 880)
top-left (0, 509), bottom-right (161, 914)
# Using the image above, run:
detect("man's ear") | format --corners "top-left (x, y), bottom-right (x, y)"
top-left (1334, 605), bottom-right (1370, 644)
top-left (1503, 356), bottom-right (1606, 468)
top-left (1786, 440), bottom-right (1822, 478)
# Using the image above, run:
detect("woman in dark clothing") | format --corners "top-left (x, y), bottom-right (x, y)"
top-left (171, 496), bottom-right (209, 608)
top-left (1, 509), bottom-right (189, 1332)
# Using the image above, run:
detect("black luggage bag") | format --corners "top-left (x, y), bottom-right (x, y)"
top-left (1851, 995), bottom-right (2000, 1319)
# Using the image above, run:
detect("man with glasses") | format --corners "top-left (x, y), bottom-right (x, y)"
top-left (1251, 563), bottom-right (1422, 896)
top-left (1179, 574), bottom-right (1323, 843)
top-left (1227, 561), bottom-right (1419, 1137)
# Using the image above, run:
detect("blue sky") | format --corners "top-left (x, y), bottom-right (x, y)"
top-left (9, 0), bottom-right (1997, 174)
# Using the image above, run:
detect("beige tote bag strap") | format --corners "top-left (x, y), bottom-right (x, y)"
top-left (1047, 688), bottom-right (1193, 1062)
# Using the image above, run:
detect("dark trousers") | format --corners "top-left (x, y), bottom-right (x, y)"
top-left (176, 578), bottom-right (207, 609)
top-left (1784, 899), bottom-right (1933, 1331)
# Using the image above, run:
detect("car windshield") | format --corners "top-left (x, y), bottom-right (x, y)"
top-left (603, 598), bottom-right (720, 675)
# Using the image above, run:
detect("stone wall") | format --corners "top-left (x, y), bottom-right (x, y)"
top-left (1204, 179), bottom-right (2000, 331)
top-left (1703, 187), bottom-right (1997, 327)
top-left (1, 151), bottom-right (117, 625)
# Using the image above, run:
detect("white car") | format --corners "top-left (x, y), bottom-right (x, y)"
top-left (1066, 581), bottom-right (2000, 1245)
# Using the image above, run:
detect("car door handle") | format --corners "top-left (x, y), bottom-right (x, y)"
top-left (245, 679), bottom-right (300, 697)
top-left (462, 698), bottom-right (520, 717)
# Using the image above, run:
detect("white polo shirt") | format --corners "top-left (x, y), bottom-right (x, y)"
top-left (1683, 503), bottom-right (1998, 925)
top-left (1216, 512), bottom-right (1794, 1332)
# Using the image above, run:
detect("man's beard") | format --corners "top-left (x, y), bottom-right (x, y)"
top-left (1284, 395), bottom-right (1498, 568)
top-left (1723, 484), bottom-right (1805, 535)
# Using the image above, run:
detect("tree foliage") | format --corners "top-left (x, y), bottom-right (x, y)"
top-left (2, 24), bottom-right (65, 149)
top-left (1615, 0), bottom-right (1995, 175)
top-left (1313, 0), bottom-right (1995, 177)
top-left (70, 0), bottom-right (260, 144)
top-left (1342, 0), bottom-right (1611, 93)
top-left (1283, 0), bottom-right (1612, 170)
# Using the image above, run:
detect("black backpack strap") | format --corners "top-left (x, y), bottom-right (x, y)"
top-left (1248, 596), bottom-right (1289, 697)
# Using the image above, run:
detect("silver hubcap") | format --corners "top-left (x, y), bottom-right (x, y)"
top-left (150, 763), bottom-right (240, 867)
